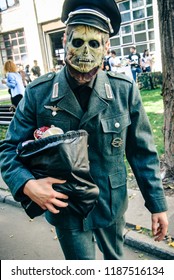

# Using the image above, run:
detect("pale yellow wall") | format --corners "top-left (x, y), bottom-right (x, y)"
top-left (35, 0), bottom-right (64, 23)
top-left (18, 0), bottom-right (45, 72)
top-left (0, 6), bottom-right (23, 32)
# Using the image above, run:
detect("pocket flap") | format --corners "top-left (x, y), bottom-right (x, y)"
top-left (101, 114), bottom-right (131, 133)
top-left (109, 171), bottom-right (127, 189)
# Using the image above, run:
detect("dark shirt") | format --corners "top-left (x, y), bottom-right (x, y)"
top-left (65, 69), bottom-right (96, 112)
top-left (128, 52), bottom-right (141, 68)
top-left (31, 65), bottom-right (41, 77)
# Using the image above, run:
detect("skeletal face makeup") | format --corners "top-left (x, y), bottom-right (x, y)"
top-left (64, 25), bottom-right (108, 84)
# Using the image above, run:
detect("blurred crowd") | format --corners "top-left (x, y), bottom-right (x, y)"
top-left (102, 46), bottom-right (154, 82)
top-left (1, 59), bottom-right (42, 108)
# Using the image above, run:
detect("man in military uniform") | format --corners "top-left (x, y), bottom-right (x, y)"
top-left (0, 0), bottom-right (168, 260)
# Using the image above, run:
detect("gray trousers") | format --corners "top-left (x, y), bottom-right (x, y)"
top-left (55, 217), bottom-right (125, 260)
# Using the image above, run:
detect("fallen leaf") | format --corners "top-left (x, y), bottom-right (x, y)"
top-left (129, 193), bottom-right (136, 200)
top-left (135, 225), bottom-right (141, 230)
top-left (168, 242), bottom-right (174, 247)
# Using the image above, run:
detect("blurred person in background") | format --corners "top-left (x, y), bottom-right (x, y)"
top-left (128, 46), bottom-right (142, 81)
top-left (17, 64), bottom-right (27, 87)
top-left (109, 50), bottom-right (122, 72)
top-left (102, 49), bottom-right (111, 71)
top-left (25, 64), bottom-right (32, 84)
top-left (30, 60), bottom-right (41, 80)
top-left (142, 49), bottom-right (153, 73)
top-left (2, 60), bottom-right (25, 108)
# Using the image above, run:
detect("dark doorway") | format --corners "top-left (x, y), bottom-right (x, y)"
top-left (49, 31), bottom-right (65, 67)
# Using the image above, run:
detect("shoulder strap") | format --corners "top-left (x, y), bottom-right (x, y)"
top-left (29, 72), bottom-right (56, 89)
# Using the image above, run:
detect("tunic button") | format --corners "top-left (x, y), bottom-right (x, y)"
top-left (115, 122), bottom-right (120, 128)
top-left (47, 73), bottom-right (52, 78)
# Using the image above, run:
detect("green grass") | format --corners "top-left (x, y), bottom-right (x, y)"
top-left (0, 126), bottom-right (8, 139)
top-left (0, 89), bottom-right (11, 138)
top-left (0, 89), bottom-right (11, 106)
top-left (140, 88), bottom-right (164, 156)
top-left (0, 89), bottom-right (8, 96)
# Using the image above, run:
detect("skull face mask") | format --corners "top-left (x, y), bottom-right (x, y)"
top-left (65, 25), bottom-right (108, 84)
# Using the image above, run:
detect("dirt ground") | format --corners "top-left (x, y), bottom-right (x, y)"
top-left (163, 185), bottom-right (174, 197)
top-left (128, 177), bottom-right (174, 197)
top-left (127, 157), bottom-right (174, 197)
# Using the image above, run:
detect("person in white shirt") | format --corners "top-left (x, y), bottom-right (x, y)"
top-left (109, 51), bottom-right (133, 79)
top-left (109, 50), bottom-right (121, 72)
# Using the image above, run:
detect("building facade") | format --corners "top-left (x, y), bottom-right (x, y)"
top-left (0, 0), bottom-right (161, 76)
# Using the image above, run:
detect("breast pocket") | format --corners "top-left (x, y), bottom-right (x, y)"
top-left (101, 113), bottom-right (131, 155)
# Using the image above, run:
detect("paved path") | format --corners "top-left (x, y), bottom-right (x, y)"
top-left (0, 179), bottom-right (174, 260)
top-left (0, 202), bottom-right (162, 260)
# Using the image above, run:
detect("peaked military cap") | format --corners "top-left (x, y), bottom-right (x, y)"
top-left (61, 0), bottom-right (121, 37)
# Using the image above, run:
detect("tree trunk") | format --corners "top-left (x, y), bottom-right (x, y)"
top-left (157, 0), bottom-right (174, 180)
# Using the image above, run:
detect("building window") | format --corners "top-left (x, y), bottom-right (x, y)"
top-left (147, 19), bottom-right (154, 29)
top-left (121, 25), bottom-right (131, 34)
top-left (121, 12), bottom-right (131, 23)
top-left (119, 1), bottom-right (130, 12)
top-left (134, 21), bottom-right (146, 32)
top-left (0, 29), bottom-right (28, 65)
top-left (123, 46), bottom-right (132, 56)
top-left (136, 44), bottom-right (148, 53)
top-left (146, 0), bottom-right (152, 4)
top-left (147, 6), bottom-right (153, 16)
top-left (114, 49), bottom-right (122, 57)
top-left (122, 35), bottom-right (133, 44)
top-left (115, 0), bottom-right (155, 58)
top-left (0, 0), bottom-right (19, 11)
top-left (132, 0), bottom-right (144, 9)
top-left (133, 8), bottom-right (145, 20)
top-left (110, 37), bottom-right (120, 47)
top-left (148, 31), bottom-right (155, 40)
top-left (149, 43), bottom-right (155, 52)
top-left (135, 32), bottom-right (147, 43)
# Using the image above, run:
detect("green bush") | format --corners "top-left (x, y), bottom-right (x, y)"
top-left (137, 71), bottom-right (163, 90)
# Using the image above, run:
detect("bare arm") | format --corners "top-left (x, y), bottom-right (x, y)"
top-left (1, 79), bottom-right (6, 84)
top-left (151, 212), bottom-right (168, 241)
top-left (23, 177), bottom-right (69, 214)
